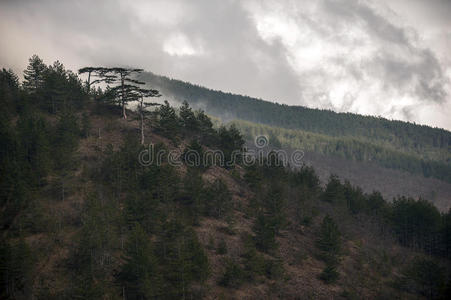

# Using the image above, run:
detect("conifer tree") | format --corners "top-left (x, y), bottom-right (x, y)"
top-left (322, 174), bottom-right (345, 203)
top-left (0, 68), bottom-right (19, 112)
top-left (156, 220), bottom-right (209, 298)
top-left (182, 139), bottom-right (205, 170)
top-left (316, 215), bottom-right (341, 284)
top-left (316, 215), bottom-right (341, 255)
top-left (204, 179), bottom-right (232, 219)
top-left (217, 124), bottom-right (245, 167)
top-left (219, 258), bottom-right (245, 288)
top-left (252, 184), bottom-right (285, 253)
top-left (23, 54), bottom-right (46, 93)
top-left (78, 67), bottom-right (114, 93)
top-left (442, 209), bottom-right (451, 259)
top-left (180, 169), bottom-right (205, 225)
top-left (157, 100), bottom-right (179, 136)
top-left (118, 223), bottom-right (160, 299)
top-left (78, 66), bottom-right (144, 118)
top-left (107, 68), bottom-right (144, 119)
top-left (319, 264), bottom-right (339, 284)
top-left (43, 60), bottom-right (67, 113)
top-left (68, 193), bottom-right (121, 299)
top-left (196, 109), bottom-right (217, 145)
top-left (253, 212), bottom-right (278, 252)
top-left (135, 87), bottom-right (160, 144)
top-left (404, 256), bottom-right (445, 298)
top-left (179, 100), bottom-right (199, 132)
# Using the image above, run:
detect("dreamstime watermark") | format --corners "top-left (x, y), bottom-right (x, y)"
top-left (138, 135), bottom-right (304, 167)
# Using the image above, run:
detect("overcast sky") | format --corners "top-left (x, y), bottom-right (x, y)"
top-left (1, 0), bottom-right (450, 130)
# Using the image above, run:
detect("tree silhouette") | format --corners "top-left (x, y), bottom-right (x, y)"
top-left (78, 67), bottom-right (114, 93)
top-left (78, 66), bottom-right (144, 119)
top-left (107, 68), bottom-right (144, 119)
top-left (135, 87), bottom-right (160, 144)
top-left (23, 54), bottom-right (46, 93)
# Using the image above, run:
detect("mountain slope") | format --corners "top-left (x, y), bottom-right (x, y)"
top-left (2, 102), bottom-right (446, 299)
top-left (236, 120), bottom-right (451, 211)
top-left (139, 72), bottom-right (451, 159)
top-left (2, 59), bottom-right (451, 299)
top-left (139, 71), bottom-right (451, 184)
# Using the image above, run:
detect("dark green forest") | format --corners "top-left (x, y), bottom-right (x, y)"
top-left (1, 56), bottom-right (451, 299)
top-left (139, 71), bottom-right (451, 183)
top-left (233, 119), bottom-right (451, 184)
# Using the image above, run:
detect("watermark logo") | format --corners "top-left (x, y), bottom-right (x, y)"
top-left (138, 135), bottom-right (304, 168)
top-left (255, 135), bottom-right (268, 148)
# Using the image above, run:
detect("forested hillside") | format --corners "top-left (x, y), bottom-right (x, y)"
top-left (139, 72), bottom-right (451, 183)
top-left (1, 56), bottom-right (451, 299)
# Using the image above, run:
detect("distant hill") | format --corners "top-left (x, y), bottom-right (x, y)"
top-left (139, 71), bottom-right (451, 183)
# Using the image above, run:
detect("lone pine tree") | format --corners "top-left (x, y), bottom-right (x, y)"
top-left (135, 87), bottom-right (160, 144)
top-left (107, 67), bottom-right (144, 119)
top-left (78, 66), bottom-right (145, 119)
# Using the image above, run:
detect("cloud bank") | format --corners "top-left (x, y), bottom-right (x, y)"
top-left (1, 0), bottom-right (450, 130)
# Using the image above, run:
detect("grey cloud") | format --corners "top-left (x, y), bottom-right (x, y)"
top-left (296, 0), bottom-right (449, 115)
top-left (0, 0), bottom-right (450, 129)
top-left (140, 0), bottom-right (302, 103)
top-left (322, 0), bottom-right (447, 92)
top-left (366, 48), bottom-right (447, 103)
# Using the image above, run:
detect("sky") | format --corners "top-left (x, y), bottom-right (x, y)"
top-left (1, 0), bottom-right (451, 130)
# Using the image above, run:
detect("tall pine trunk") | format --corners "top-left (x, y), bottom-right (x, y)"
top-left (122, 101), bottom-right (127, 119)
top-left (121, 75), bottom-right (127, 119)
top-left (140, 113), bottom-right (144, 145)
top-left (87, 71), bottom-right (91, 93)
top-left (140, 98), bottom-right (145, 145)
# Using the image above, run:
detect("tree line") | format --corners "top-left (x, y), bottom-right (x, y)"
top-left (234, 119), bottom-right (451, 183)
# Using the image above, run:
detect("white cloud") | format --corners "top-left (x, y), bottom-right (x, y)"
top-left (163, 33), bottom-right (203, 57)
